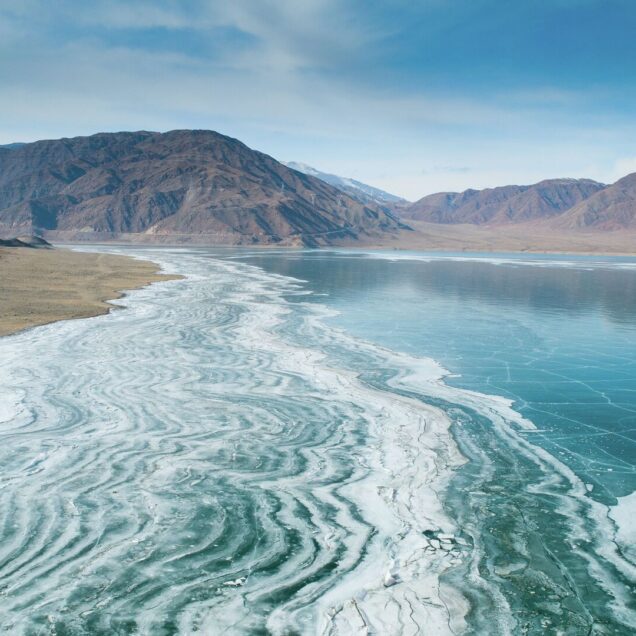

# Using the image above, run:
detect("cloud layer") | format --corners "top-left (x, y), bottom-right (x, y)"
top-left (1, 0), bottom-right (635, 199)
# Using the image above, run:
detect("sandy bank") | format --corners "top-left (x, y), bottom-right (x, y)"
top-left (0, 247), bottom-right (180, 336)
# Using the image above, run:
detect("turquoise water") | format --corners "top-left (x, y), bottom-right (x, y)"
top-left (239, 250), bottom-right (636, 500)
top-left (0, 247), bottom-right (634, 634)
top-left (236, 249), bottom-right (636, 633)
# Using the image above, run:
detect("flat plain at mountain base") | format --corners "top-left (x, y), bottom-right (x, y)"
top-left (365, 222), bottom-right (636, 254)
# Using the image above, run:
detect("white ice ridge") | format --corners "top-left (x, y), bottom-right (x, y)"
top-left (0, 246), bottom-right (634, 635)
top-left (346, 249), bottom-right (636, 271)
top-left (609, 491), bottom-right (636, 565)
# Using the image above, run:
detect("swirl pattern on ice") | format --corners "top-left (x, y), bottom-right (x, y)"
top-left (0, 251), bottom-right (467, 635)
top-left (0, 248), bottom-right (634, 635)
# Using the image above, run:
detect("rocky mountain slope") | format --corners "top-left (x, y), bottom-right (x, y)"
top-left (400, 178), bottom-right (607, 225)
top-left (285, 161), bottom-right (404, 208)
top-left (552, 173), bottom-right (636, 230)
top-left (0, 130), bottom-right (405, 246)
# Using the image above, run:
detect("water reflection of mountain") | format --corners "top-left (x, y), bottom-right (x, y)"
top-left (243, 253), bottom-right (636, 329)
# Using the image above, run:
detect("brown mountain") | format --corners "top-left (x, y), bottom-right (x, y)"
top-left (401, 178), bottom-right (606, 225)
top-left (0, 130), bottom-right (405, 246)
top-left (552, 173), bottom-right (636, 230)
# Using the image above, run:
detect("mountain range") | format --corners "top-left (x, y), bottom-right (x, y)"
top-left (1, 129), bottom-right (635, 249)
top-left (400, 176), bottom-right (636, 229)
top-left (0, 130), bottom-right (405, 246)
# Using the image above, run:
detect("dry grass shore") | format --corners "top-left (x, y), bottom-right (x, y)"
top-left (0, 247), bottom-right (179, 337)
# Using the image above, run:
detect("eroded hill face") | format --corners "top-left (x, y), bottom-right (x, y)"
top-left (0, 130), bottom-right (404, 246)
top-left (552, 173), bottom-right (636, 231)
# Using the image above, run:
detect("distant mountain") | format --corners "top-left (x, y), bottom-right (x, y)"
top-left (0, 130), bottom-right (405, 246)
top-left (553, 173), bottom-right (636, 230)
top-left (401, 178), bottom-right (606, 225)
top-left (285, 161), bottom-right (404, 208)
top-left (0, 143), bottom-right (26, 149)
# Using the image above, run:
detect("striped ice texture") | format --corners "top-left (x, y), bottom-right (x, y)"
top-left (0, 248), bottom-right (633, 635)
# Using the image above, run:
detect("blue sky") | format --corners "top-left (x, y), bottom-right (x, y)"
top-left (1, 0), bottom-right (635, 200)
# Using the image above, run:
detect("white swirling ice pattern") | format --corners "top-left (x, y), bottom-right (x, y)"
top-left (0, 250), bottom-right (473, 635)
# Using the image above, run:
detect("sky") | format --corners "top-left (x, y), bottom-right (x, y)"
top-left (1, 0), bottom-right (636, 201)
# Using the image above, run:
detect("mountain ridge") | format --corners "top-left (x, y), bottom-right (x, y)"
top-left (552, 173), bottom-right (636, 230)
top-left (400, 178), bottom-right (609, 226)
top-left (2, 129), bottom-right (634, 245)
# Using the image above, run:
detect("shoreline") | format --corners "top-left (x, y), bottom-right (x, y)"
top-left (0, 246), bottom-right (181, 337)
top-left (31, 220), bottom-right (636, 256)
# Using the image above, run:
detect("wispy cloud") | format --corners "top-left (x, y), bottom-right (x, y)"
top-left (1, 0), bottom-right (635, 199)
